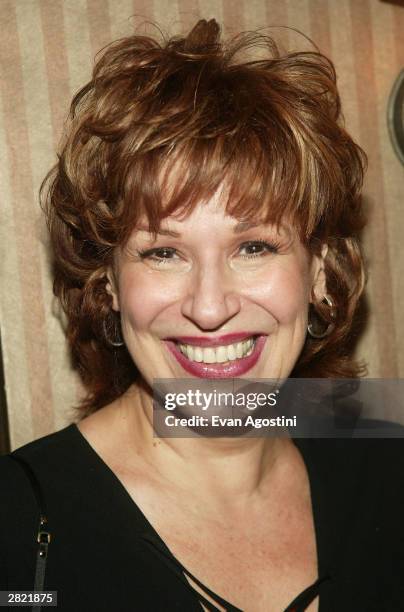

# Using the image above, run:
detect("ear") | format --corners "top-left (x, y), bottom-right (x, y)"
top-left (310, 243), bottom-right (328, 303)
top-left (105, 267), bottom-right (120, 312)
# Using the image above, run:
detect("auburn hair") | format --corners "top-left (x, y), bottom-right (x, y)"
top-left (41, 19), bottom-right (368, 414)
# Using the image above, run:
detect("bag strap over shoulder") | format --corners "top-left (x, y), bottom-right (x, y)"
top-left (8, 454), bottom-right (51, 612)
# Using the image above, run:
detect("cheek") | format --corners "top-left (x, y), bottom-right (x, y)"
top-left (244, 263), bottom-right (311, 323)
top-left (118, 270), bottom-right (181, 330)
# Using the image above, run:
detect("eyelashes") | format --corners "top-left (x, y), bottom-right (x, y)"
top-left (238, 240), bottom-right (281, 258)
top-left (136, 240), bottom-right (281, 265)
top-left (136, 246), bottom-right (178, 264)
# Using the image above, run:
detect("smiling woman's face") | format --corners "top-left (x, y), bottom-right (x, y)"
top-left (107, 195), bottom-right (327, 384)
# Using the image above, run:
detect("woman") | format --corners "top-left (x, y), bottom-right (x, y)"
top-left (1, 19), bottom-right (403, 612)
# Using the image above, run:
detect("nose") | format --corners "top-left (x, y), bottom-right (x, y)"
top-left (180, 265), bottom-right (242, 330)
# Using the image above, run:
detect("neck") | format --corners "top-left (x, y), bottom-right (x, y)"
top-left (115, 382), bottom-right (294, 512)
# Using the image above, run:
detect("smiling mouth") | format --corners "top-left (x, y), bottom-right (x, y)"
top-left (176, 337), bottom-right (256, 364)
top-left (165, 334), bottom-right (266, 378)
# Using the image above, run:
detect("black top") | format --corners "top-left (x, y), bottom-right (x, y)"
top-left (1, 424), bottom-right (404, 611)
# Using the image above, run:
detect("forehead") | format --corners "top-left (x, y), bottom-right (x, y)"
top-left (140, 154), bottom-right (300, 232)
top-left (134, 189), bottom-right (295, 239)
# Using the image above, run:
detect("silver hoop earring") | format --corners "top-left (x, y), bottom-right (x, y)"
top-left (102, 316), bottom-right (124, 347)
top-left (307, 295), bottom-right (336, 339)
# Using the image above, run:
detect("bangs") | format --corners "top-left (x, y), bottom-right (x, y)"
top-left (133, 133), bottom-right (301, 237)
top-left (116, 111), bottom-right (328, 245)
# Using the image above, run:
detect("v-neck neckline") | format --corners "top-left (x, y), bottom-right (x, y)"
top-left (67, 423), bottom-right (333, 611)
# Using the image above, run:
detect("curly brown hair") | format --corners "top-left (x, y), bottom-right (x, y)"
top-left (41, 19), bottom-right (367, 415)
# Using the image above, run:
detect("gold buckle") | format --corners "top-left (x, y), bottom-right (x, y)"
top-left (37, 530), bottom-right (51, 544)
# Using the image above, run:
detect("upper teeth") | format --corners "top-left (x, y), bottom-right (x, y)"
top-left (178, 338), bottom-right (255, 364)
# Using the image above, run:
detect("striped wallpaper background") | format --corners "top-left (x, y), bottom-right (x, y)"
top-left (0, 0), bottom-right (403, 450)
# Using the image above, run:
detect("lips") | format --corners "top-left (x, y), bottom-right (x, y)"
top-left (165, 334), bottom-right (267, 378)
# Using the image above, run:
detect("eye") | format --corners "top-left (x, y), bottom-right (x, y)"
top-left (137, 247), bottom-right (179, 263)
top-left (238, 240), bottom-right (281, 258)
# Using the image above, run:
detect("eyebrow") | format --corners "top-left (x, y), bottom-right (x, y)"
top-left (232, 221), bottom-right (261, 234)
top-left (136, 221), bottom-right (262, 238)
top-left (136, 226), bottom-right (181, 237)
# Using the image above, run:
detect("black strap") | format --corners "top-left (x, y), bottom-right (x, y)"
top-left (8, 454), bottom-right (51, 612)
top-left (142, 533), bottom-right (243, 611)
top-left (142, 532), bottom-right (329, 612)
top-left (284, 574), bottom-right (331, 611)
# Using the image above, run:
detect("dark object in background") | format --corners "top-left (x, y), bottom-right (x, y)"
top-left (0, 333), bottom-right (10, 455)
top-left (380, 0), bottom-right (404, 7)
top-left (388, 69), bottom-right (404, 165)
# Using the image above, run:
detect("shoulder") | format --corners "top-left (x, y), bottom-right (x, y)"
top-left (6, 422), bottom-right (94, 472)
top-left (295, 425), bottom-right (404, 507)
top-left (300, 427), bottom-right (404, 470)
top-left (0, 423), bottom-right (69, 483)
top-left (0, 424), bottom-right (103, 561)
top-left (6, 423), bottom-right (80, 465)
top-left (0, 424), bottom-right (73, 474)
top-left (0, 424), bottom-right (89, 513)
top-left (300, 431), bottom-right (404, 548)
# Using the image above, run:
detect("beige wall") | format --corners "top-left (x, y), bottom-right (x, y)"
top-left (0, 0), bottom-right (403, 450)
